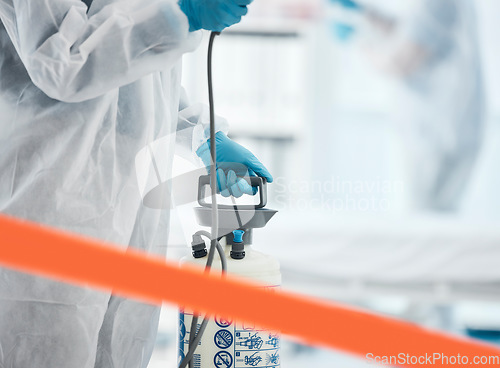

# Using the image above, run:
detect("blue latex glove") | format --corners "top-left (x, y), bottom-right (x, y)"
top-left (330, 0), bottom-right (362, 11)
top-left (196, 132), bottom-right (273, 198)
top-left (332, 22), bottom-right (356, 42)
top-left (179, 0), bottom-right (252, 33)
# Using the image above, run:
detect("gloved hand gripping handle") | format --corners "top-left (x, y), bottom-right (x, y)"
top-left (197, 175), bottom-right (268, 209)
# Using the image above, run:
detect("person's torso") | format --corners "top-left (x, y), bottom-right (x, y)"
top-left (0, 19), bottom-right (182, 244)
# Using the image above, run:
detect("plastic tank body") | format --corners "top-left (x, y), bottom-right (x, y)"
top-left (179, 238), bottom-right (281, 368)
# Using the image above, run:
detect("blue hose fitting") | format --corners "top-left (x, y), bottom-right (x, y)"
top-left (230, 230), bottom-right (245, 260)
top-left (233, 230), bottom-right (245, 243)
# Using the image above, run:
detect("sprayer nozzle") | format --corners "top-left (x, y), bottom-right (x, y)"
top-left (191, 234), bottom-right (208, 258)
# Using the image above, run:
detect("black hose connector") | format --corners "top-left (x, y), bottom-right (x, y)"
top-left (230, 230), bottom-right (245, 260)
top-left (191, 234), bottom-right (207, 259)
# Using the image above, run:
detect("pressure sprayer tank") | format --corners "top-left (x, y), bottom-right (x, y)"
top-left (179, 177), bottom-right (281, 368)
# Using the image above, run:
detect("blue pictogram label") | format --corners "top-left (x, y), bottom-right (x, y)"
top-left (215, 316), bottom-right (233, 328)
top-left (214, 351), bottom-right (233, 367)
top-left (214, 329), bottom-right (234, 349)
top-left (179, 319), bottom-right (186, 340)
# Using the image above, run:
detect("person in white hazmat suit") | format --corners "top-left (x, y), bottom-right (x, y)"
top-left (331, 0), bottom-right (484, 211)
top-left (0, 0), bottom-right (272, 367)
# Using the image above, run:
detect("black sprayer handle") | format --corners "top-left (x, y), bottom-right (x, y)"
top-left (198, 175), bottom-right (267, 209)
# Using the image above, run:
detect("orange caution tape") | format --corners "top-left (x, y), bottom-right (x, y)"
top-left (0, 214), bottom-right (499, 367)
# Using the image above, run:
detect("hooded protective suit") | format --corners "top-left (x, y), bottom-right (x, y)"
top-left (0, 0), bottom-right (228, 367)
top-left (331, 0), bottom-right (484, 211)
top-left (397, 0), bottom-right (484, 211)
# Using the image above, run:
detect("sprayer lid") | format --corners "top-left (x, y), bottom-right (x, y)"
top-left (194, 207), bottom-right (277, 235)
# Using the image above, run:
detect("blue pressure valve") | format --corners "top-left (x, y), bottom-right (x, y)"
top-left (232, 230), bottom-right (244, 243)
top-left (231, 230), bottom-right (245, 260)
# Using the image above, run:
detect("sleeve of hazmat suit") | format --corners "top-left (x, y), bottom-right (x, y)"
top-left (402, 0), bottom-right (458, 63)
top-left (0, 0), bottom-right (200, 103)
top-left (176, 87), bottom-right (229, 161)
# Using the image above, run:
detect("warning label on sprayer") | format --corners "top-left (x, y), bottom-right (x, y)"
top-left (179, 286), bottom-right (281, 368)
top-left (233, 325), bottom-right (280, 368)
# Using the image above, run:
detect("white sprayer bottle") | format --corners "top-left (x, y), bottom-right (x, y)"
top-left (179, 176), bottom-right (281, 368)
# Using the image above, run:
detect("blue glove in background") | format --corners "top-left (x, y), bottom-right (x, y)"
top-left (332, 22), bottom-right (357, 42)
top-left (330, 0), bottom-right (362, 11)
top-left (196, 132), bottom-right (273, 198)
top-left (179, 0), bottom-right (252, 32)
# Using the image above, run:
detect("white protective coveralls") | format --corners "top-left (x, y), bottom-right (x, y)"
top-left (387, 0), bottom-right (484, 211)
top-left (0, 0), bottom-right (227, 367)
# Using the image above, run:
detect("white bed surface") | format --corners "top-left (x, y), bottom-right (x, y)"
top-left (253, 211), bottom-right (500, 300)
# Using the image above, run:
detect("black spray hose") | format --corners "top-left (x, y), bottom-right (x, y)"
top-left (205, 30), bottom-right (220, 277)
top-left (183, 233), bottom-right (226, 368)
top-left (178, 31), bottom-right (222, 368)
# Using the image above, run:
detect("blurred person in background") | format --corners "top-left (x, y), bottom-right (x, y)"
top-left (330, 0), bottom-right (484, 212)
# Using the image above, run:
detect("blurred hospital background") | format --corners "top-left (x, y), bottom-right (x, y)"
top-left (151, 0), bottom-right (500, 366)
